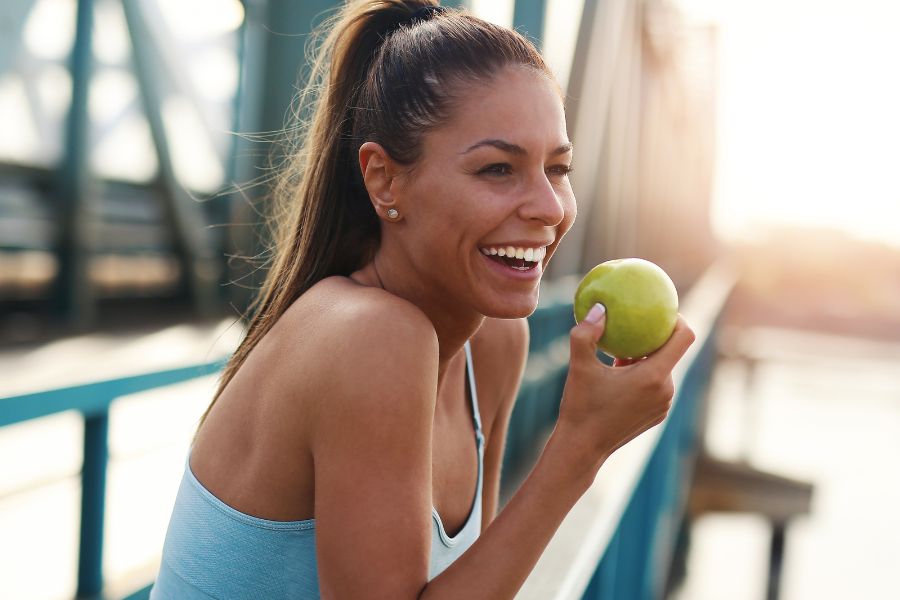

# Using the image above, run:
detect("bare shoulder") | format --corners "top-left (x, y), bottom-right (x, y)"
top-left (271, 276), bottom-right (440, 428)
top-left (274, 277), bottom-right (438, 364)
top-left (272, 279), bottom-right (439, 593)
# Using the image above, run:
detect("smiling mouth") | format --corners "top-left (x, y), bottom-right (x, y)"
top-left (488, 255), bottom-right (538, 271)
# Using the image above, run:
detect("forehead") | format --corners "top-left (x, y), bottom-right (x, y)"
top-left (424, 67), bottom-right (568, 155)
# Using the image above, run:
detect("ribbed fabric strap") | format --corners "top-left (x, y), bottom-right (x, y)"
top-left (463, 341), bottom-right (483, 436)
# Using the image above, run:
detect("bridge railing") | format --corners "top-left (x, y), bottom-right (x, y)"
top-left (0, 262), bottom-right (732, 599)
top-left (517, 261), bottom-right (736, 599)
top-left (0, 358), bottom-right (226, 599)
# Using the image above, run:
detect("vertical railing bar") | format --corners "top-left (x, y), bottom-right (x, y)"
top-left (76, 408), bottom-right (110, 597)
top-left (54, 0), bottom-right (96, 327)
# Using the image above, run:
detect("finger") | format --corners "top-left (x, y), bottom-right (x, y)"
top-left (569, 303), bottom-right (606, 365)
top-left (644, 315), bottom-right (696, 370)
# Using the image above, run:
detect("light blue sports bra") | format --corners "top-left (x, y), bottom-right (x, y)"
top-left (150, 342), bottom-right (484, 599)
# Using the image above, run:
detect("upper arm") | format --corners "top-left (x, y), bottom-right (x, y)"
top-left (310, 300), bottom-right (439, 599)
top-left (474, 318), bottom-right (530, 528)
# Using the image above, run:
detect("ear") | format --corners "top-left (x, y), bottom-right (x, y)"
top-left (359, 141), bottom-right (403, 222)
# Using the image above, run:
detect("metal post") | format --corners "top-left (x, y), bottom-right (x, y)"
top-left (222, 1), bottom-right (266, 309)
top-left (766, 522), bottom-right (787, 600)
top-left (76, 411), bottom-right (109, 597)
top-left (741, 356), bottom-right (759, 461)
top-left (54, 0), bottom-right (96, 328)
top-left (513, 0), bottom-right (547, 49)
top-left (543, 0), bottom-right (606, 279)
top-left (121, 0), bottom-right (222, 316)
top-left (225, 0), bottom-right (337, 314)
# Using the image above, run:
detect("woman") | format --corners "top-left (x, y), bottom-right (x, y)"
top-left (151, 1), bottom-right (695, 598)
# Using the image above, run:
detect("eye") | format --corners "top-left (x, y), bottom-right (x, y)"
top-left (547, 164), bottom-right (574, 178)
top-left (478, 163), bottom-right (513, 177)
top-left (475, 163), bottom-right (572, 179)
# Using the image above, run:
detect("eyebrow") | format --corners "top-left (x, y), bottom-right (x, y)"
top-left (461, 139), bottom-right (573, 157)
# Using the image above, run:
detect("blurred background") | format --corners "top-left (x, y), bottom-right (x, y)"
top-left (1, 0), bottom-right (898, 598)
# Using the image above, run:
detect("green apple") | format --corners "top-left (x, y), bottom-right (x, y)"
top-left (573, 258), bottom-right (678, 359)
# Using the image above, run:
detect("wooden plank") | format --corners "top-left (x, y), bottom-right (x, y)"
top-left (687, 455), bottom-right (814, 523)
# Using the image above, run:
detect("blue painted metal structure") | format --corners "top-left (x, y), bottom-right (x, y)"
top-left (54, 0), bottom-right (96, 326)
top-left (120, 0), bottom-right (221, 314)
top-left (0, 360), bottom-right (225, 598)
top-left (582, 323), bottom-right (719, 599)
top-left (0, 0), bottom-right (722, 597)
top-left (0, 291), bottom-right (725, 598)
top-left (513, 0), bottom-right (548, 48)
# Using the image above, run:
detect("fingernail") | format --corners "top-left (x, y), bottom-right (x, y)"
top-left (585, 303), bottom-right (606, 324)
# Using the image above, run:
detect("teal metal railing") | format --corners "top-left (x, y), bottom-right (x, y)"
top-left (580, 314), bottom-right (719, 599)
top-left (0, 265), bottom-right (730, 599)
top-left (517, 262), bottom-right (735, 600)
top-left (0, 283), bottom-right (580, 599)
top-left (0, 360), bottom-right (225, 599)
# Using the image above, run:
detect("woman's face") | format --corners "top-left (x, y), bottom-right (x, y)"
top-left (392, 66), bottom-right (576, 319)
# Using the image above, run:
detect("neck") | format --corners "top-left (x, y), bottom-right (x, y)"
top-left (359, 245), bottom-right (484, 384)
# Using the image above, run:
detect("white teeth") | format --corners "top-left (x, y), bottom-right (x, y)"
top-left (479, 246), bottom-right (547, 262)
top-left (479, 245), bottom-right (547, 263)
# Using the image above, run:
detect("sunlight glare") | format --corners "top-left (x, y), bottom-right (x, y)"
top-left (678, 0), bottom-right (900, 247)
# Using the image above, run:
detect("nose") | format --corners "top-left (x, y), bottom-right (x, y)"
top-left (518, 171), bottom-right (567, 227)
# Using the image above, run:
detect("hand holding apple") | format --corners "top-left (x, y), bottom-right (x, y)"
top-left (573, 258), bottom-right (678, 359)
top-left (554, 270), bottom-right (694, 469)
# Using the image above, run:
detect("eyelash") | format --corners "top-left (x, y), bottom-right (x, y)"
top-left (477, 163), bottom-right (574, 178)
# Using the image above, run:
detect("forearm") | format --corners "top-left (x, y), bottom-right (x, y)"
top-left (420, 426), bottom-right (604, 600)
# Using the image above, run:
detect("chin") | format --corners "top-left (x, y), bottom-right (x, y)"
top-left (479, 290), bottom-right (540, 320)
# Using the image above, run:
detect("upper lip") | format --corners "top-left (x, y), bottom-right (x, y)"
top-left (478, 240), bottom-right (553, 248)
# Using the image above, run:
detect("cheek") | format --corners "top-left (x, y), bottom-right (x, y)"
top-left (450, 181), bottom-right (511, 230)
top-left (560, 192), bottom-right (577, 235)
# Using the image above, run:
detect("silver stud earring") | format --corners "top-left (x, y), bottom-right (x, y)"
top-left (386, 208), bottom-right (400, 220)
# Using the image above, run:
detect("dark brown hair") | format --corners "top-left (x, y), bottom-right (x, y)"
top-left (200, 1), bottom-right (551, 427)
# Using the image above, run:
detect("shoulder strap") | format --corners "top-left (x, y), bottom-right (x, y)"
top-left (463, 341), bottom-right (483, 436)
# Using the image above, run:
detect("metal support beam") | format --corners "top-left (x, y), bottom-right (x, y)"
top-left (0, 0), bottom-right (34, 74)
top-left (54, 0), bottom-right (96, 328)
top-left (548, 0), bottom-right (632, 278)
top-left (76, 411), bottom-right (109, 598)
top-left (121, 0), bottom-right (221, 315)
top-left (226, 0), bottom-right (336, 313)
top-left (224, 0), bottom-right (270, 313)
top-left (513, 0), bottom-right (547, 49)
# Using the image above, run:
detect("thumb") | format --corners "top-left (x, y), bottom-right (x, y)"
top-left (570, 303), bottom-right (606, 363)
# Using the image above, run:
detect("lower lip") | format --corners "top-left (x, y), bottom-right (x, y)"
top-left (479, 252), bottom-right (543, 281)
